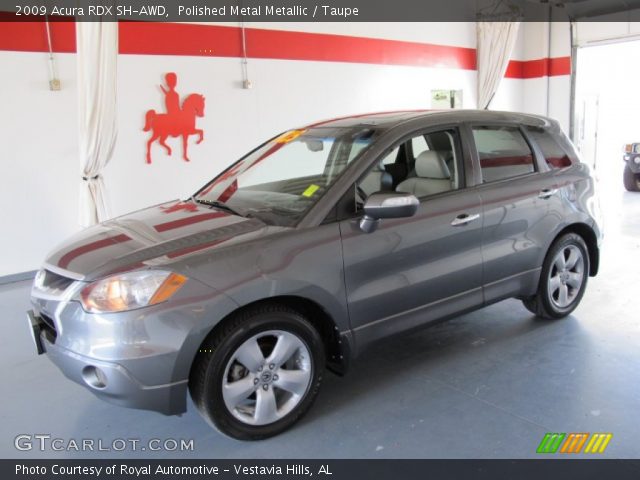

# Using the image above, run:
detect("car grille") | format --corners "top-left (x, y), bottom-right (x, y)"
top-left (40, 313), bottom-right (57, 341)
top-left (34, 269), bottom-right (76, 297)
top-left (41, 270), bottom-right (75, 291)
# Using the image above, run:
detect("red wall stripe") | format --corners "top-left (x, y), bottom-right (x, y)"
top-left (0, 20), bottom-right (75, 52)
top-left (119, 22), bottom-right (478, 70)
top-left (246, 27), bottom-right (477, 70)
top-left (119, 21), bottom-right (243, 57)
top-left (505, 56), bottom-right (571, 78)
top-left (0, 20), bottom-right (570, 78)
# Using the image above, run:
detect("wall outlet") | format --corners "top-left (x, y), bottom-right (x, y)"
top-left (49, 78), bottom-right (61, 91)
top-left (243, 79), bottom-right (253, 89)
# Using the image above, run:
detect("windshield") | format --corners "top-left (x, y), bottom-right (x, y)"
top-left (194, 126), bottom-right (377, 226)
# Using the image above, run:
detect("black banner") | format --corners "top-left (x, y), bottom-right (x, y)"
top-left (2, 0), bottom-right (640, 22)
top-left (4, 459), bottom-right (640, 480)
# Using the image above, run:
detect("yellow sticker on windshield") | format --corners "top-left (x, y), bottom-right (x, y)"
top-left (274, 129), bottom-right (306, 144)
top-left (302, 184), bottom-right (320, 197)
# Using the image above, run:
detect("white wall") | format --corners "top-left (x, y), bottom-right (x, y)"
top-left (0, 51), bottom-right (79, 277)
top-left (518, 22), bottom-right (572, 133)
top-left (1, 21), bottom-right (540, 277)
top-left (245, 22), bottom-right (477, 47)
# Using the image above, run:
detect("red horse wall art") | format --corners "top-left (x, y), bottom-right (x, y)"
top-left (143, 72), bottom-right (205, 164)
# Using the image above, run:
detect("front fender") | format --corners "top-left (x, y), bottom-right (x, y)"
top-left (178, 223), bottom-right (351, 333)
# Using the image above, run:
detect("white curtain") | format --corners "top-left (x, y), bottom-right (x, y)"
top-left (476, 21), bottom-right (520, 110)
top-left (76, 22), bottom-right (118, 227)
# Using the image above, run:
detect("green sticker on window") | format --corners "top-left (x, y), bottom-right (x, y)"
top-left (302, 184), bottom-right (320, 197)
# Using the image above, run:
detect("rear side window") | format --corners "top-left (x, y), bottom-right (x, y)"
top-left (526, 127), bottom-right (573, 169)
top-left (472, 126), bottom-right (535, 183)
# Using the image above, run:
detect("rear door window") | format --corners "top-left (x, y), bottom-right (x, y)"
top-left (526, 127), bottom-right (573, 169)
top-left (472, 126), bottom-right (536, 183)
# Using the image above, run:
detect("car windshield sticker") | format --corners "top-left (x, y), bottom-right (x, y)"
top-left (302, 184), bottom-right (320, 197)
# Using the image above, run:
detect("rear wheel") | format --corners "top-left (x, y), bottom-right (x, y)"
top-left (189, 304), bottom-right (324, 440)
top-left (523, 233), bottom-right (589, 319)
top-left (623, 164), bottom-right (640, 192)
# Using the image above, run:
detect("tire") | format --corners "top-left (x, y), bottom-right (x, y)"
top-left (189, 304), bottom-right (324, 440)
top-left (623, 164), bottom-right (640, 192)
top-left (523, 233), bottom-right (590, 319)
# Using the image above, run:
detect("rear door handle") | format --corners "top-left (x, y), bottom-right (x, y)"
top-left (451, 213), bottom-right (480, 226)
top-left (538, 188), bottom-right (558, 199)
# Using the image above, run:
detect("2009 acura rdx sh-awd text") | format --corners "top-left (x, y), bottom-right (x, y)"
top-left (27, 110), bottom-right (602, 440)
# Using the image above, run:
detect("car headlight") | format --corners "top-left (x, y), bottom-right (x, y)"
top-left (79, 270), bottom-right (187, 313)
top-left (634, 157), bottom-right (640, 165)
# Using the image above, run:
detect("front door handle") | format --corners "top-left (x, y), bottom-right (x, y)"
top-left (451, 213), bottom-right (480, 226)
top-left (538, 188), bottom-right (558, 199)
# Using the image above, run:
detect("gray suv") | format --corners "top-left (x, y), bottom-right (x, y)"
top-left (27, 110), bottom-right (602, 440)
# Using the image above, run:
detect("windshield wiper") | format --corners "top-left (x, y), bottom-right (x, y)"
top-left (191, 197), bottom-right (245, 217)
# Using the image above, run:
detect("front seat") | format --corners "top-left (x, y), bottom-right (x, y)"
top-left (359, 160), bottom-right (394, 196)
top-left (396, 151), bottom-right (451, 197)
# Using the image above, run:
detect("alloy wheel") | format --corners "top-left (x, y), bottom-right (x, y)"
top-left (547, 244), bottom-right (585, 309)
top-left (221, 330), bottom-right (312, 426)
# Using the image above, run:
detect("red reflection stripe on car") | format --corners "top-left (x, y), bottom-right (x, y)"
top-left (57, 234), bottom-right (131, 269)
top-left (167, 238), bottom-right (228, 259)
top-left (248, 142), bottom-right (287, 168)
top-left (546, 156), bottom-right (572, 168)
top-left (304, 109), bottom-right (430, 128)
top-left (199, 162), bottom-right (245, 197)
top-left (153, 212), bottom-right (227, 233)
top-left (480, 156), bottom-right (534, 167)
top-left (217, 180), bottom-right (238, 203)
top-left (55, 213), bottom-right (227, 270)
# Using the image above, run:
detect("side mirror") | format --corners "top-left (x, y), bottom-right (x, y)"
top-left (359, 192), bottom-right (419, 233)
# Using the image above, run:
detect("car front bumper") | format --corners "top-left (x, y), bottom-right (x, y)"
top-left (624, 157), bottom-right (640, 173)
top-left (26, 272), bottom-right (239, 417)
top-left (27, 309), bottom-right (188, 415)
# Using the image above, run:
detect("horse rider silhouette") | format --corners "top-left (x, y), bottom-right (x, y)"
top-left (144, 72), bottom-right (205, 164)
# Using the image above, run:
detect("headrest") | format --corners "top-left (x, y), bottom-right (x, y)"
top-left (415, 151), bottom-right (450, 179)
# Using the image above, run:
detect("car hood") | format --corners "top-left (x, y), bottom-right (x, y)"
top-left (44, 200), bottom-right (275, 281)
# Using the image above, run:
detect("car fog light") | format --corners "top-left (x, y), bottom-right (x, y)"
top-left (82, 366), bottom-right (107, 389)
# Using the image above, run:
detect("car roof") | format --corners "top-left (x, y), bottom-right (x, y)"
top-left (303, 109), bottom-right (553, 131)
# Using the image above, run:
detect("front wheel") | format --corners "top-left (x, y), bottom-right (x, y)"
top-left (523, 233), bottom-right (590, 319)
top-left (189, 304), bottom-right (324, 440)
top-left (623, 164), bottom-right (640, 192)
